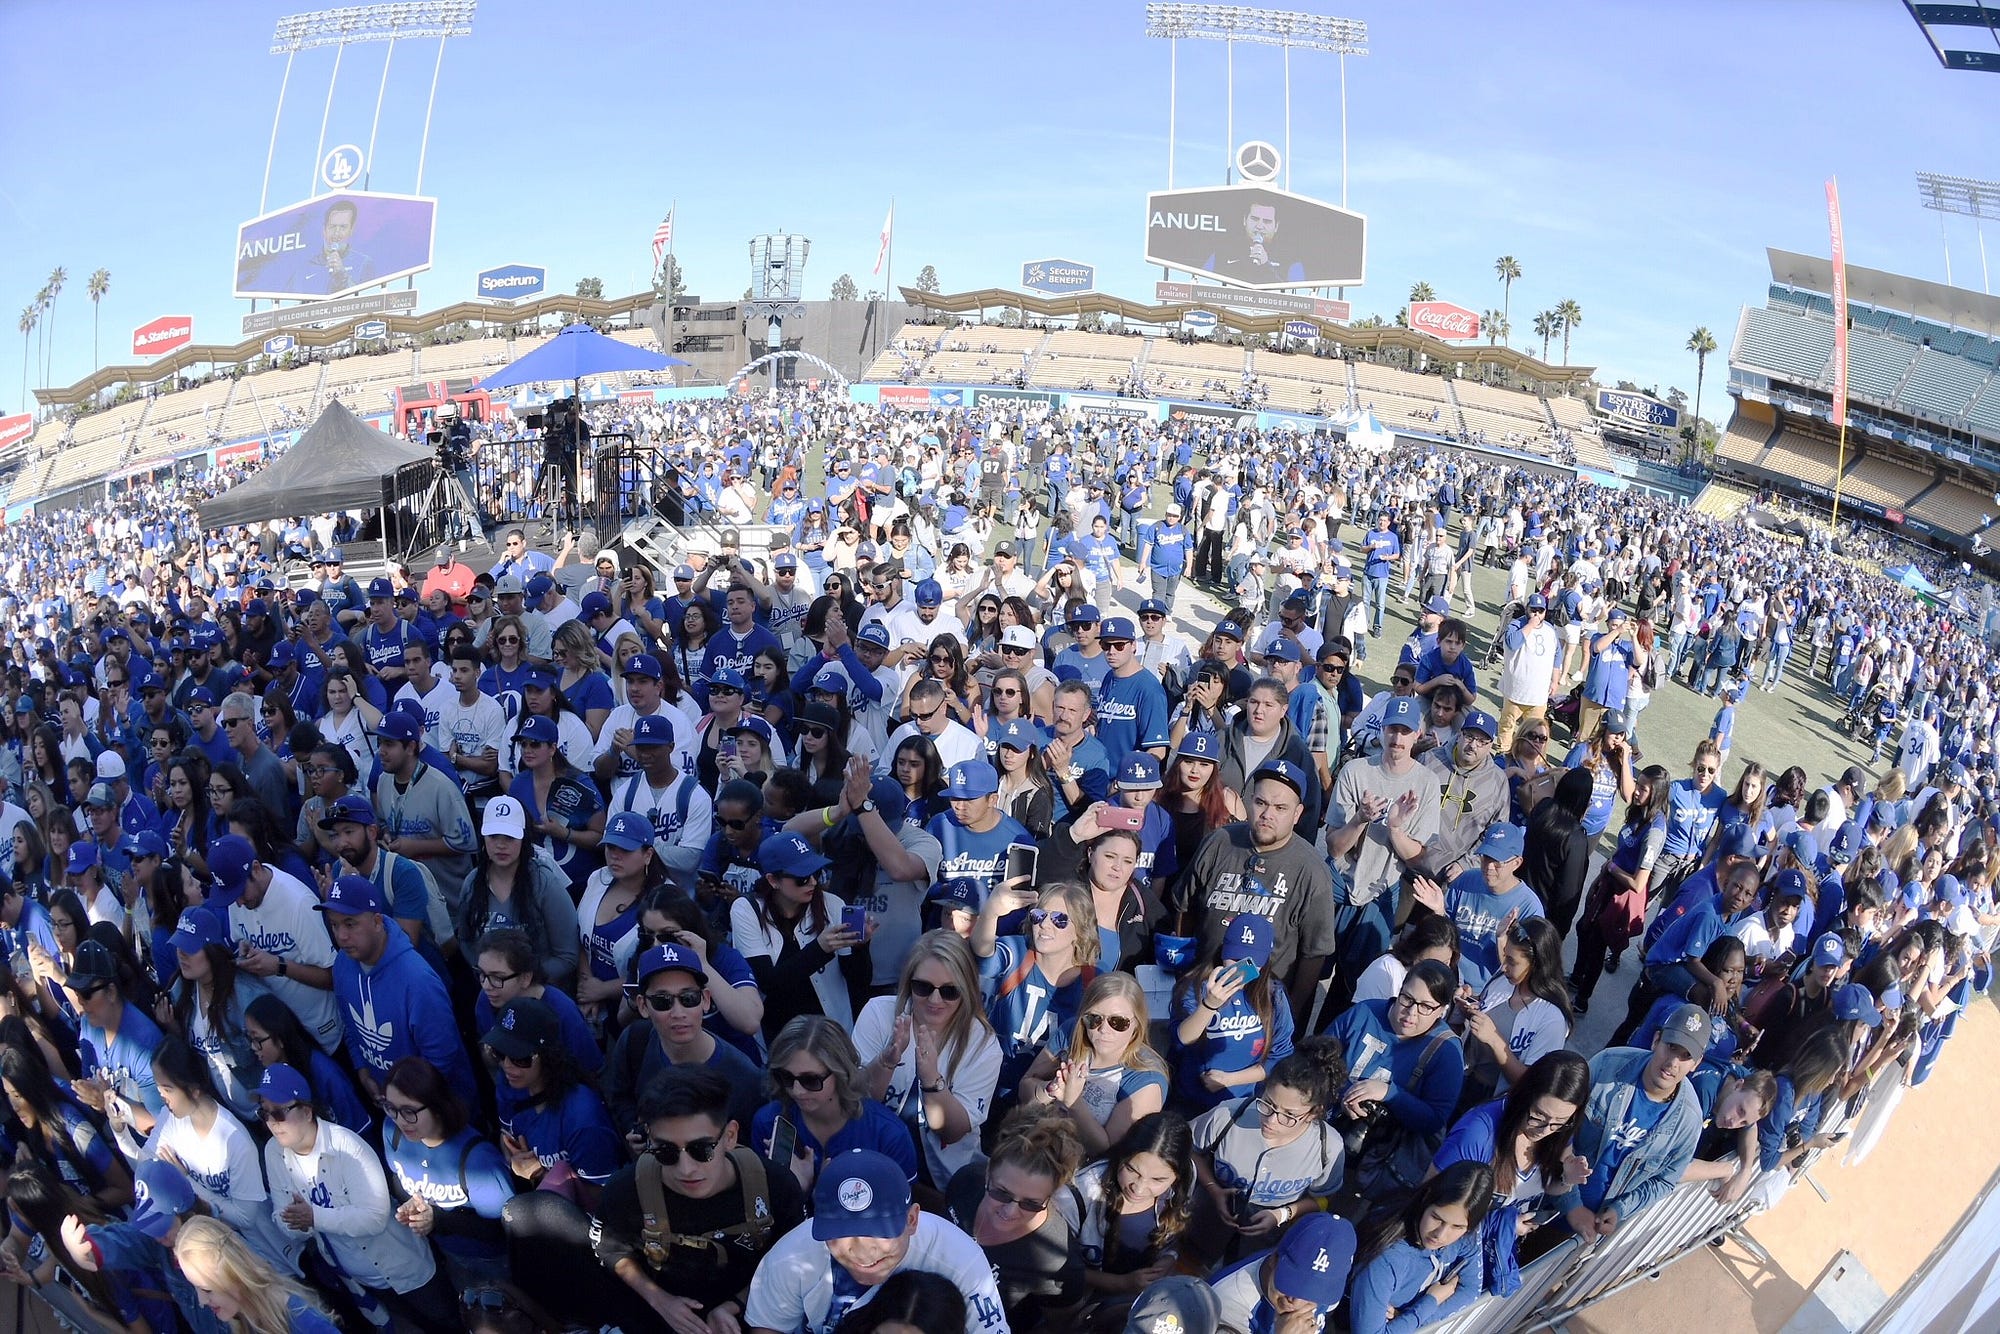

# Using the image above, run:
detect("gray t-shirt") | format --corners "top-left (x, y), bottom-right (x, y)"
top-left (1328, 758), bottom-right (1442, 907)
top-left (371, 764), bottom-right (477, 913)
top-left (1192, 1096), bottom-right (1344, 1209)
top-left (1174, 826), bottom-right (1337, 985)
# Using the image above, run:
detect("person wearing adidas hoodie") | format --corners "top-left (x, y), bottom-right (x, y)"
top-left (318, 873), bottom-right (479, 1112)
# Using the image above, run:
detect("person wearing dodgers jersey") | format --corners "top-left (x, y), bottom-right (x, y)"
top-left (924, 760), bottom-right (1035, 907)
top-left (1095, 616), bottom-right (1171, 763)
top-left (745, 1148), bottom-right (1008, 1334)
top-left (1209, 1210), bottom-right (1358, 1334)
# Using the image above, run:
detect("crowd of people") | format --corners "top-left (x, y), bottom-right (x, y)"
top-left (0, 383), bottom-right (1988, 1334)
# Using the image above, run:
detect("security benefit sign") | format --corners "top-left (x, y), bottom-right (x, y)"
top-left (1145, 183), bottom-right (1366, 290)
top-left (1021, 259), bottom-right (1095, 294)
top-left (234, 191), bottom-right (438, 300)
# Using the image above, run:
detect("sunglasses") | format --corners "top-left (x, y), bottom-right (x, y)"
top-left (1139, 612), bottom-right (1165, 621)
top-left (1028, 908), bottom-right (1071, 930)
top-left (1000, 645), bottom-right (1031, 655)
top-left (494, 636), bottom-right (522, 646)
top-left (643, 988), bottom-right (705, 1012)
top-left (645, 1136), bottom-right (721, 1165)
top-left (1082, 1012), bottom-right (1134, 1033)
top-left (772, 1068), bottom-right (831, 1092)
top-left (795, 724), bottom-right (831, 740)
top-left (719, 816), bottom-right (754, 831)
top-left (909, 979), bottom-right (962, 1002)
top-left (1319, 662), bottom-right (1347, 674)
top-left (489, 1048), bottom-right (538, 1070)
top-left (985, 1182), bottom-right (1050, 1213)
top-left (259, 1101), bottom-right (307, 1124)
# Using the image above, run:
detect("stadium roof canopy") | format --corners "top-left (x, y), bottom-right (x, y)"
top-left (1768, 247), bottom-right (2000, 337)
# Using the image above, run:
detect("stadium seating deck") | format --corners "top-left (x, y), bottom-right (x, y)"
top-left (923, 351), bottom-right (1033, 385)
top-left (1736, 306), bottom-right (1834, 385)
top-left (1351, 359), bottom-right (1450, 402)
top-left (1764, 430), bottom-right (1844, 487)
top-left (1695, 478), bottom-right (1756, 518)
top-left (1545, 393), bottom-right (1594, 430)
top-left (1845, 328), bottom-right (1920, 402)
top-left (1899, 349), bottom-right (1991, 423)
top-left (1716, 413), bottom-right (1776, 465)
top-left (1148, 341), bottom-right (1251, 375)
top-left (145, 378), bottom-right (237, 432)
top-left (323, 351), bottom-right (409, 389)
top-left (1908, 481), bottom-right (1993, 537)
top-left (1840, 455), bottom-right (1931, 510)
top-left (420, 338), bottom-right (516, 375)
top-left (1457, 406), bottom-right (1552, 453)
top-left (1453, 378), bottom-right (1548, 421)
top-left (67, 397), bottom-right (149, 448)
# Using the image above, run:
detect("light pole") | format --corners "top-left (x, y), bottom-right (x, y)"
top-left (1917, 172), bottom-right (2000, 293)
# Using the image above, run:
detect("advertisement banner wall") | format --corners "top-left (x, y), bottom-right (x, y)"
top-left (1155, 282), bottom-right (1350, 322)
top-left (477, 263), bottom-right (547, 301)
top-left (1596, 388), bottom-right (1680, 430)
top-left (234, 191), bottom-right (437, 300)
top-left (132, 316), bottom-right (195, 358)
top-left (1020, 259), bottom-right (1096, 294)
top-left (0, 414), bottom-right (33, 451)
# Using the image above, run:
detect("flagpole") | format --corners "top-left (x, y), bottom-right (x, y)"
top-left (667, 200), bottom-right (677, 303)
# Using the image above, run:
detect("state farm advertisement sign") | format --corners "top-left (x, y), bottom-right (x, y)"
top-left (0, 414), bottom-right (32, 451)
top-left (1409, 301), bottom-right (1480, 341)
top-left (132, 315), bottom-right (194, 357)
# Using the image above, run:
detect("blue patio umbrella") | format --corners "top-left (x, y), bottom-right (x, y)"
top-left (475, 322), bottom-right (685, 393)
top-left (1886, 564), bottom-right (1937, 595)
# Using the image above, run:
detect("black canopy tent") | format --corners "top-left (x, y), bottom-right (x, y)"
top-left (199, 400), bottom-right (433, 531)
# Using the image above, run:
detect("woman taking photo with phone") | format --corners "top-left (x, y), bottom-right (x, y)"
top-left (1171, 914), bottom-right (1293, 1114)
top-left (750, 1014), bottom-right (916, 1191)
top-left (1188, 1037), bottom-right (1348, 1265)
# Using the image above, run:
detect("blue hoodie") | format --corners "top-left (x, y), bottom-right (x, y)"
top-left (331, 913), bottom-right (479, 1108)
top-left (1347, 1232), bottom-right (1484, 1334)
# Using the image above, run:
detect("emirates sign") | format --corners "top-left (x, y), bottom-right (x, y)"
top-left (132, 315), bottom-right (194, 358)
top-left (1409, 301), bottom-right (1480, 341)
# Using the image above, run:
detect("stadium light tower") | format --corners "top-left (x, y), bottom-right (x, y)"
top-left (1144, 4), bottom-right (1368, 203)
top-left (261, 2), bottom-right (477, 211)
top-left (1917, 171), bottom-right (2000, 293)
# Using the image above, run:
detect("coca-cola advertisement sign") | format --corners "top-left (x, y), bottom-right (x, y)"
top-left (1409, 301), bottom-right (1480, 342)
top-left (132, 315), bottom-right (194, 357)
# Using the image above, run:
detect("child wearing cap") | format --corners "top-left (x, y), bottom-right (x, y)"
top-left (1169, 911), bottom-right (1293, 1113)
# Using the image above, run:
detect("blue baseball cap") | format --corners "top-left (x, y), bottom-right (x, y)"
top-left (707, 667), bottom-right (748, 693)
top-left (1272, 1213), bottom-right (1359, 1309)
top-left (729, 714), bottom-right (776, 746)
top-left (773, 553), bottom-right (798, 571)
top-left (811, 1149), bottom-right (914, 1241)
top-left (914, 579), bottom-right (943, 607)
top-left (324, 546), bottom-right (343, 564)
top-left (580, 591), bottom-right (613, 619)
top-left (632, 714), bottom-right (675, 746)
top-left (129, 1159), bottom-right (199, 1241)
top-left (1067, 603), bottom-right (1101, 626)
top-left (942, 760), bottom-right (1001, 800)
top-left (760, 831), bottom-right (831, 879)
top-left (1784, 829), bottom-right (1820, 865)
top-left (1461, 708), bottom-right (1498, 739)
top-left (622, 653), bottom-right (663, 680)
top-left (1262, 636), bottom-right (1301, 663)
top-left (1812, 933), bottom-right (1848, 968)
top-left (1212, 615), bottom-right (1246, 640)
top-left (1137, 598), bottom-right (1168, 617)
top-left (258, 1063), bottom-right (313, 1107)
top-left (185, 686), bottom-right (217, 708)
top-left (1117, 752), bottom-right (1162, 789)
top-left (1382, 696), bottom-right (1424, 731)
top-left (525, 574), bottom-right (556, 599)
top-left (1099, 616), bottom-right (1137, 642)
top-left (1178, 729), bottom-right (1220, 761)
top-left (1477, 823), bottom-right (1525, 860)
top-left (316, 794), bottom-right (377, 830)
top-left (866, 776), bottom-right (910, 824)
top-left (203, 835), bottom-right (255, 894)
top-left (1768, 867), bottom-right (1810, 902)
top-left (523, 666), bottom-right (558, 691)
top-left (1834, 982), bottom-right (1883, 1028)
top-left (1423, 595), bottom-right (1451, 616)
top-left (170, 906), bottom-right (228, 955)
top-left (1254, 759), bottom-right (1310, 800)
top-left (267, 641), bottom-right (295, 669)
top-left (1525, 592), bottom-right (1549, 610)
top-left (1719, 826), bottom-right (1759, 860)
top-left (1932, 873), bottom-right (1967, 908)
top-left (374, 713), bottom-right (423, 744)
top-left (635, 943), bottom-right (708, 986)
top-left (120, 829), bottom-right (168, 860)
top-left (367, 577), bottom-right (395, 600)
top-left (994, 718), bottom-right (1048, 750)
top-left (316, 875), bottom-right (389, 917)
top-left (810, 664), bottom-right (850, 693)
top-left (928, 877), bottom-right (983, 914)
top-left (517, 714), bottom-right (560, 745)
top-left (673, 564), bottom-right (696, 581)
top-left (601, 811), bottom-right (656, 851)
top-left (65, 843), bottom-right (99, 875)
top-left (1221, 913), bottom-right (1275, 967)
top-left (856, 622), bottom-right (892, 648)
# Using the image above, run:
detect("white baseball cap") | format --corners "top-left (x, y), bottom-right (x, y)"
top-left (482, 795), bottom-right (527, 839)
top-left (96, 752), bottom-right (127, 780)
top-left (1000, 625), bottom-right (1039, 650)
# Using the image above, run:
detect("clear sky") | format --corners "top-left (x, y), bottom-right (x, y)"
top-left (2, 0), bottom-right (1996, 415)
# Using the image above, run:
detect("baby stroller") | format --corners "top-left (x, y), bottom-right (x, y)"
top-left (1483, 600), bottom-right (1525, 668)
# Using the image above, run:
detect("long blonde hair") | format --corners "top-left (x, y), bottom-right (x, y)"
top-left (1037, 882), bottom-right (1102, 969)
top-left (895, 930), bottom-right (994, 1084)
top-left (1061, 971), bottom-right (1167, 1076)
top-left (174, 1215), bottom-right (330, 1334)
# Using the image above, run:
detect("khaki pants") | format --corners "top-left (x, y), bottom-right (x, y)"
top-left (1576, 698), bottom-right (1608, 743)
top-left (1496, 698), bottom-right (1547, 753)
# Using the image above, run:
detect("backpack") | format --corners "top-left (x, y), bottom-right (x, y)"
top-left (633, 1146), bottom-right (773, 1269)
top-left (615, 773), bottom-right (698, 848)
top-left (1342, 1029), bottom-right (1456, 1201)
top-left (377, 848), bottom-right (453, 948)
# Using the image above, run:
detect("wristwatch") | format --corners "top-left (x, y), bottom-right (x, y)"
top-left (858, 798), bottom-right (877, 814)
top-left (276, 959), bottom-right (288, 979)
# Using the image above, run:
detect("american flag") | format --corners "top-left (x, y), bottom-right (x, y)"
top-left (651, 209), bottom-right (674, 270)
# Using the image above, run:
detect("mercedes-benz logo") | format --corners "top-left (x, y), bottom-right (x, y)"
top-left (1236, 140), bottom-right (1280, 183)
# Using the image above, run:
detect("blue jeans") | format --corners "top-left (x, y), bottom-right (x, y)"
top-left (1366, 575), bottom-right (1391, 633)
top-left (1668, 628), bottom-right (1692, 677)
top-left (1762, 644), bottom-right (1792, 688)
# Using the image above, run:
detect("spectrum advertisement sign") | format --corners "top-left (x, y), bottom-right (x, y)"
top-left (234, 191), bottom-right (437, 300)
top-left (477, 263), bottom-right (547, 301)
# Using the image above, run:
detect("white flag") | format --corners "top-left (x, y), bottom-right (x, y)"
top-left (872, 205), bottom-right (893, 276)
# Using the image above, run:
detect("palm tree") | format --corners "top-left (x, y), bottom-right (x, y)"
top-left (41, 267), bottom-right (65, 387)
top-left (1686, 326), bottom-right (1717, 463)
top-left (17, 306), bottom-right (36, 410)
top-left (31, 287), bottom-right (49, 391)
top-left (1409, 280), bottom-right (1437, 303)
top-left (1555, 299), bottom-right (1582, 365)
top-left (1532, 310), bottom-right (1557, 363)
top-left (1482, 310), bottom-right (1508, 346)
top-left (87, 268), bottom-right (110, 372)
top-left (1494, 256), bottom-right (1521, 343)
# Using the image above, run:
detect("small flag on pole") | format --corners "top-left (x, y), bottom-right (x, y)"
top-left (872, 205), bottom-right (894, 277)
top-left (651, 209), bottom-right (675, 271)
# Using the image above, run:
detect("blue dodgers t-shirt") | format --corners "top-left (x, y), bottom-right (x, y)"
top-left (384, 1124), bottom-right (515, 1260)
top-left (1661, 780), bottom-right (1728, 858)
top-left (499, 1083), bottom-right (624, 1185)
top-left (1563, 747), bottom-right (1622, 838)
top-left (1171, 986), bottom-right (1295, 1109)
top-left (749, 1097), bottom-right (918, 1183)
top-left (1584, 637), bottom-right (1633, 710)
top-left (81, 1002), bottom-right (166, 1118)
top-left (981, 935), bottom-right (1091, 1089)
top-left (1363, 528), bottom-right (1401, 579)
top-left (1584, 1086), bottom-right (1672, 1210)
top-left (1143, 522), bottom-right (1191, 577)
top-left (926, 811), bottom-right (1035, 903)
top-left (1644, 891), bottom-right (1727, 968)
top-left (480, 661), bottom-right (535, 724)
top-left (1445, 872), bottom-right (1546, 991)
top-left (1095, 668), bottom-right (1170, 763)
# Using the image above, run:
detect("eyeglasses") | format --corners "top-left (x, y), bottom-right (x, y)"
top-left (645, 1136), bottom-right (721, 1165)
top-left (383, 1099), bottom-right (428, 1124)
top-left (1520, 1109), bottom-right (1569, 1133)
top-left (643, 988), bottom-right (705, 1012)
top-left (1139, 612), bottom-right (1165, 621)
top-left (984, 1183), bottom-right (1051, 1214)
top-left (1395, 991), bottom-right (1447, 1016)
top-left (1028, 908), bottom-right (1071, 929)
top-left (259, 1101), bottom-right (307, 1124)
top-left (909, 979), bottom-right (961, 1002)
top-left (207, 785), bottom-right (234, 798)
top-left (772, 1068), bottom-right (831, 1092)
top-left (494, 635), bottom-right (522, 646)
top-left (476, 968), bottom-right (523, 988)
top-left (1255, 1097), bottom-right (1312, 1126)
top-left (1082, 1012), bottom-right (1133, 1033)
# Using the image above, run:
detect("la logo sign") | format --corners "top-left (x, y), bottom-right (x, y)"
top-left (132, 315), bottom-right (194, 357)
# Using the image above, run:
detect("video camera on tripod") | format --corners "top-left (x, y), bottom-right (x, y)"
top-left (529, 396), bottom-right (588, 461)
top-left (425, 402), bottom-right (472, 470)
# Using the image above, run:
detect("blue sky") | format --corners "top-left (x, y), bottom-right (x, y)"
top-left (3, 0), bottom-right (1996, 415)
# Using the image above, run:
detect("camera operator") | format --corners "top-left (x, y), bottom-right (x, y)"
top-left (433, 404), bottom-right (482, 541)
